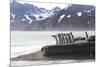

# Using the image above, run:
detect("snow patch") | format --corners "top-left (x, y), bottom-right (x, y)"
top-left (33, 15), bottom-right (44, 20)
top-left (77, 12), bottom-right (82, 16)
top-left (87, 10), bottom-right (91, 13)
top-left (58, 14), bottom-right (65, 23)
top-left (84, 8), bottom-right (94, 13)
top-left (25, 14), bottom-right (32, 23)
top-left (21, 19), bottom-right (26, 21)
top-left (67, 15), bottom-right (71, 18)
top-left (31, 13), bottom-right (51, 20)
top-left (11, 13), bottom-right (16, 19)
top-left (64, 4), bottom-right (72, 10)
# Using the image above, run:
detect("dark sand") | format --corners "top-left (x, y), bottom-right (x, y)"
top-left (11, 50), bottom-right (95, 61)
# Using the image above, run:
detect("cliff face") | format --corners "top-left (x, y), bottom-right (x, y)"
top-left (10, 3), bottom-right (95, 31)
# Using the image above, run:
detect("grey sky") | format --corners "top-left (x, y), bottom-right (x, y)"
top-left (12, 0), bottom-right (95, 10)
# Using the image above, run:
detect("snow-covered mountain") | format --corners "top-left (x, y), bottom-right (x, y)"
top-left (10, 1), bottom-right (61, 24)
top-left (10, 1), bottom-right (95, 31)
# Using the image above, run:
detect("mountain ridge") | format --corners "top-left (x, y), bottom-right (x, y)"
top-left (10, 1), bottom-right (95, 31)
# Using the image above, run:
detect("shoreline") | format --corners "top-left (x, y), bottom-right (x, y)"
top-left (11, 50), bottom-right (95, 61)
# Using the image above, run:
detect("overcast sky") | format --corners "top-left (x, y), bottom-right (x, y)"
top-left (13, 0), bottom-right (95, 10)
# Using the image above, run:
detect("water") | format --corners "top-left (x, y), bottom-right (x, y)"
top-left (11, 31), bottom-right (95, 66)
